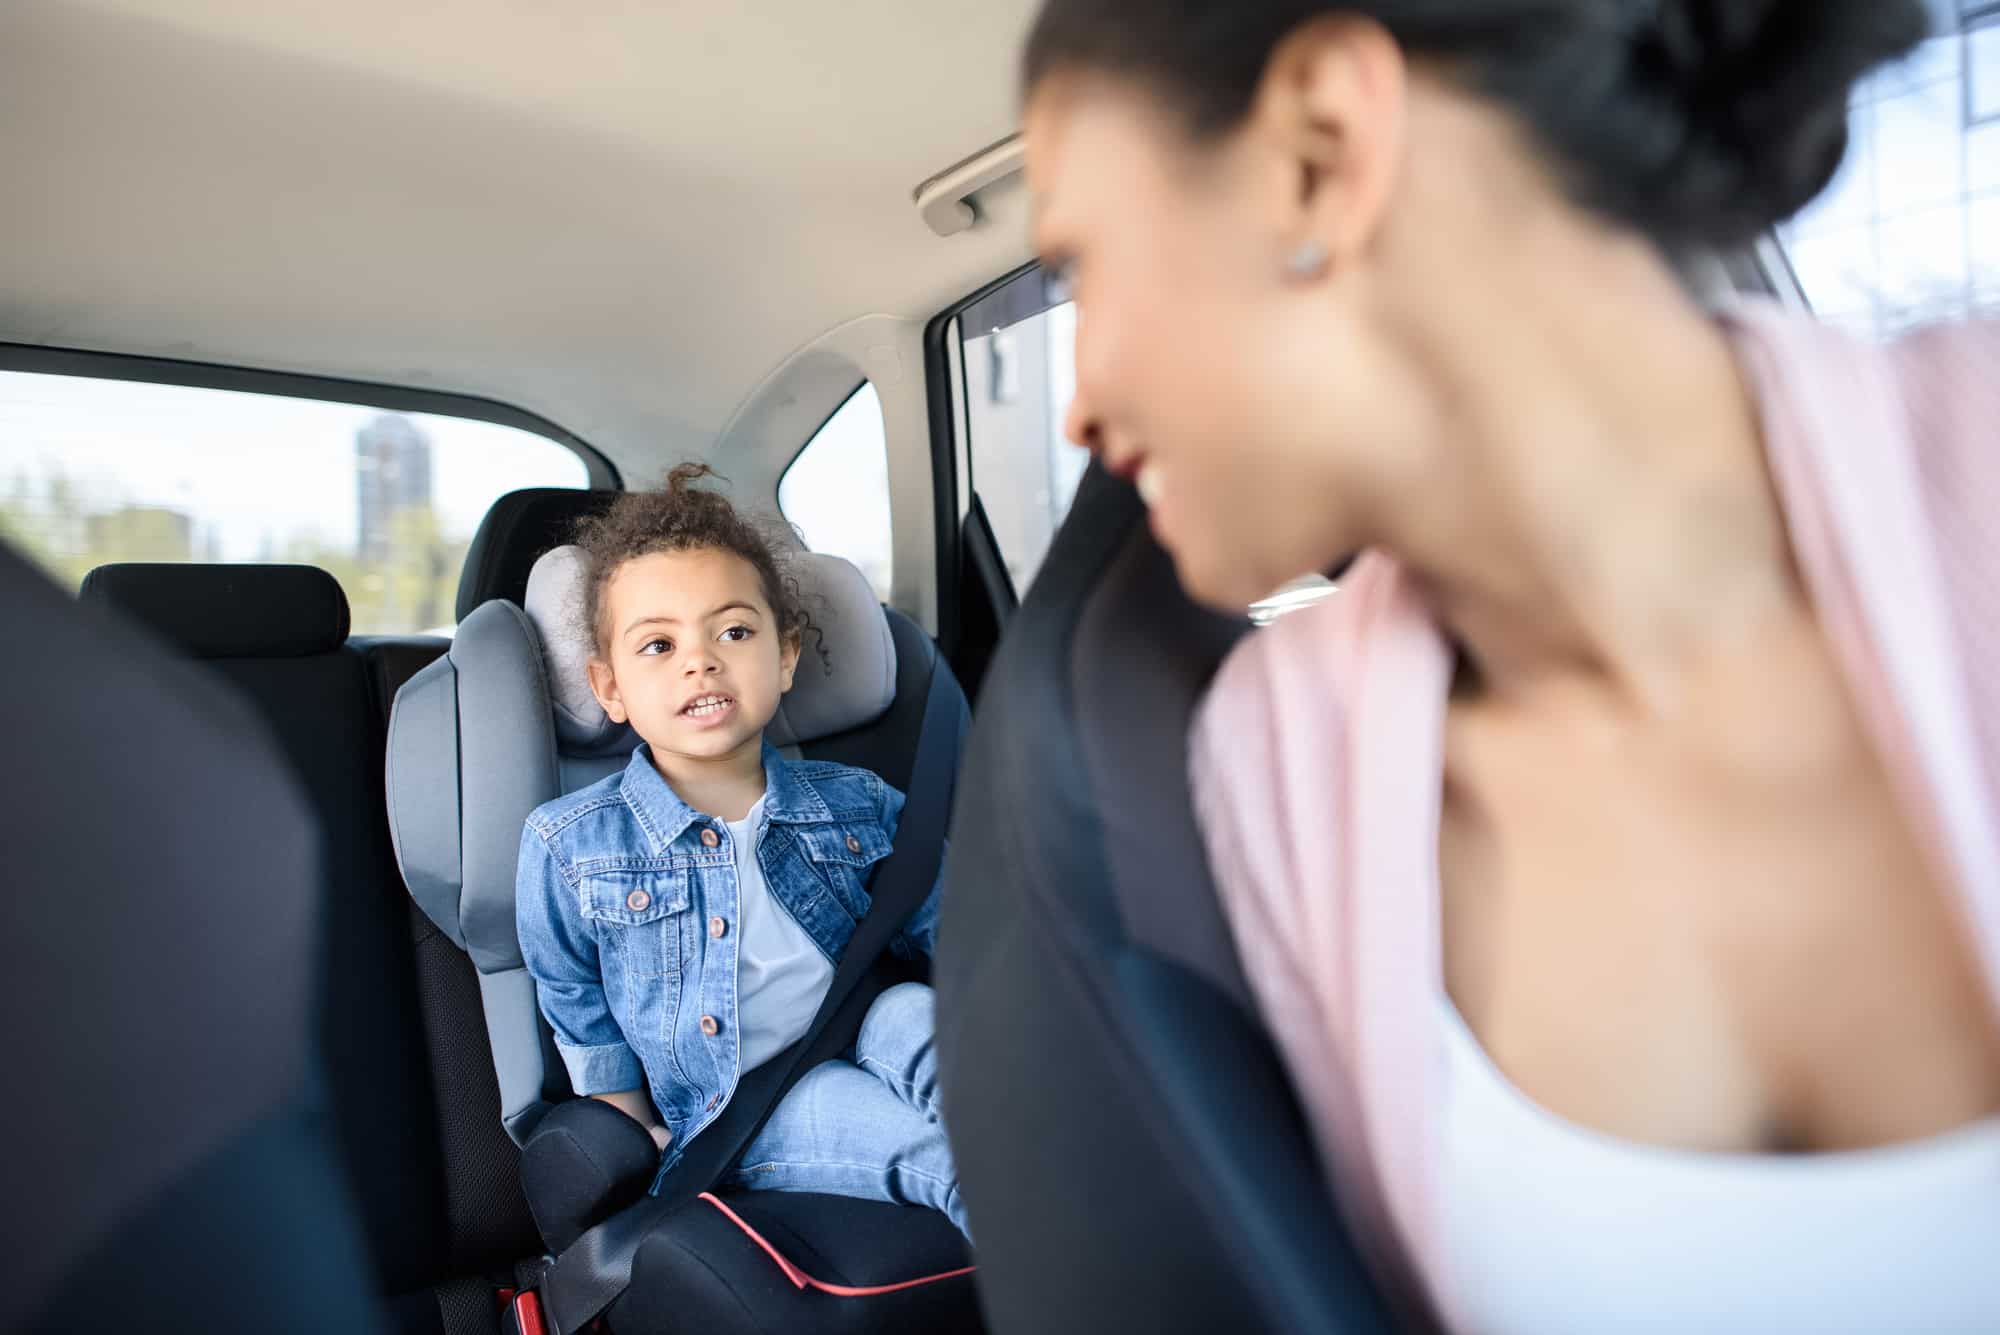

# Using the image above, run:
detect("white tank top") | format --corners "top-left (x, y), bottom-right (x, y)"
top-left (1437, 999), bottom-right (2000, 1335)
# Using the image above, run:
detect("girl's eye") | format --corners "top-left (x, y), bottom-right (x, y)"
top-left (719, 625), bottom-right (754, 643)
top-left (638, 638), bottom-right (672, 656)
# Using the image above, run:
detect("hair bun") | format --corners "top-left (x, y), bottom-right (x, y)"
top-left (1630, 0), bottom-right (1930, 243)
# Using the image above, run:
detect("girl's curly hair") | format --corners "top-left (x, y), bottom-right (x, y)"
top-left (573, 463), bottom-right (815, 662)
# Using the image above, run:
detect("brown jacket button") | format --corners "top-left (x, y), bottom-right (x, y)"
top-left (709, 916), bottom-right (727, 939)
top-left (625, 889), bottom-right (651, 912)
top-left (699, 1014), bottom-right (720, 1037)
top-left (845, 835), bottom-right (862, 854)
top-left (700, 828), bottom-right (721, 849)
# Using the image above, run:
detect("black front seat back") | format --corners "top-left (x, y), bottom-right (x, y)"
top-left (935, 465), bottom-right (1395, 1334)
top-left (77, 562), bottom-right (487, 1323)
top-left (1, 545), bottom-right (383, 1333)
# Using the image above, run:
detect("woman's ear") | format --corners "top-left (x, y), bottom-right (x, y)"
top-left (778, 630), bottom-right (802, 695)
top-left (586, 657), bottom-right (629, 724)
top-left (1251, 14), bottom-right (1407, 273)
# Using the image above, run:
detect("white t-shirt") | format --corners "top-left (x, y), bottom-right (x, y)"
top-left (725, 797), bottom-right (836, 1073)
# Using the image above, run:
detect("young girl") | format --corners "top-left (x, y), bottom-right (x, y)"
top-left (515, 464), bottom-right (967, 1237)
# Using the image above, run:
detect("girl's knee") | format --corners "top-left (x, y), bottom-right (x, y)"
top-left (857, 981), bottom-right (935, 1062)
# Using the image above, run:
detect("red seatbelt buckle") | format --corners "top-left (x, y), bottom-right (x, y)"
top-left (507, 1288), bottom-right (548, 1335)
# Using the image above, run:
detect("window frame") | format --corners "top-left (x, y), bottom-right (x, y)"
top-left (923, 262), bottom-right (1084, 635)
top-left (0, 341), bottom-right (619, 489)
top-left (923, 261), bottom-right (1042, 656)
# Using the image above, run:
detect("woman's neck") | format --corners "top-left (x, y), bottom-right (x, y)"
top-left (650, 737), bottom-right (768, 823)
top-left (1379, 232), bottom-right (1800, 713)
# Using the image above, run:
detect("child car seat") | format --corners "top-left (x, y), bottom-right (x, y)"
top-left (934, 465), bottom-right (1399, 1333)
top-left (386, 543), bottom-right (981, 1334)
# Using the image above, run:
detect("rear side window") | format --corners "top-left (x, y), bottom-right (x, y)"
top-left (0, 370), bottom-right (590, 633)
top-left (779, 383), bottom-right (894, 601)
top-left (952, 267), bottom-right (1337, 623)
top-left (1778, 10), bottom-right (2000, 336)
top-left (958, 270), bottom-right (1089, 596)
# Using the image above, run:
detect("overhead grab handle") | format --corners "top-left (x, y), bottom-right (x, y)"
top-left (914, 135), bottom-right (1026, 237)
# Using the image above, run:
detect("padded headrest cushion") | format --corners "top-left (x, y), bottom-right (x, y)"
top-left (79, 563), bottom-right (350, 658)
top-left (523, 545), bottom-right (897, 752)
top-left (456, 487), bottom-right (619, 624)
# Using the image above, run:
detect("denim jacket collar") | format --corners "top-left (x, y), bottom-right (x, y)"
top-left (619, 742), bottom-right (831, 850)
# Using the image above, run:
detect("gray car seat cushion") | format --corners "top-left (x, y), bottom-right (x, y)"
top-left (523, 545), bottom-right (897, 751)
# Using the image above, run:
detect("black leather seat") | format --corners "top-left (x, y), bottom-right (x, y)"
top-left (78, 561), bottom-right (539, 1333)
top-left (935, 465), bottom-right (1396, 1333)
top-left (6, 543), bottom-right (383, 1333)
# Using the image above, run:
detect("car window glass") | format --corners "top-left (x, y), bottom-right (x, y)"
top-left (0, 370), bottom-right (589, 633)
top-left (961, 284), bottom-right (1088, 595)
top-left (1778, 9), bottom-right (1999, 336)
top-left (957, 269), bottom-right (1338, 623)
top-left (778, 382), bottom-right (893, 601)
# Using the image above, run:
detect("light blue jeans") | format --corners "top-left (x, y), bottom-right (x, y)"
top-left (724, 981), bottom-right (969, 1238)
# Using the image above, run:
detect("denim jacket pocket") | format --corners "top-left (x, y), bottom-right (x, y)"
top-left (794, 824), bottom-right (892, 919)
top-left (578, 867), bottom-right (694, 980)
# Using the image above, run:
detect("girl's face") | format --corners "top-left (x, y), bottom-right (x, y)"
top-left (1024, 24), bottom-right (1457, 610)
top-left (586, 547), bottom-right (800, 768)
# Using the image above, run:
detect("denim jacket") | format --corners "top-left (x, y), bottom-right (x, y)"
top-left (516, 743), bottom-right (940, 1170)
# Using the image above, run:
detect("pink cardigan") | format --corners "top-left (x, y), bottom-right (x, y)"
top-left (1188, 304), bottom-right (2000, 1327)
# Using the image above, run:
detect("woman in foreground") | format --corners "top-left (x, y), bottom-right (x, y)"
top-left (1021, 1), bottom-right (1999, 1329)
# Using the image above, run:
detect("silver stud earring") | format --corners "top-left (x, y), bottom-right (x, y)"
top-left (1284, 240), bottom-right (1330, 283)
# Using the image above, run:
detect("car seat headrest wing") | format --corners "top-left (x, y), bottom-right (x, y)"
top-left (523, 544), bottom-right (898, 752)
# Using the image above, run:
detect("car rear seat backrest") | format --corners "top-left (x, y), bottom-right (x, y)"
top-left (77, 563), bottom-right (533, 1329)
top-left (387, 539), bottom-right (962, 1144)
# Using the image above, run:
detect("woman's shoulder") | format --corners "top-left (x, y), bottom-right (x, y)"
top-left (1728, 302), bottom-right (1996, 447)
top-left (1726, 304), bottom-right (1996, 559)
top-left (1885, 313), bottom-right (2000, 371)
top-left (1191, 553), bottom-right (1403, 770)
top-left (1890, 317), bottom-right (2000, 789)
top-left (1885, 317), bottom-right (2000, 477)
top-left (1187, 553), bottom-right (1425, 901)
top-left (1888, 316), bottom-right (1999, 531)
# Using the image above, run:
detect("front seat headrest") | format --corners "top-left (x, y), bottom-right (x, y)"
top-left (455, 487), bottom-right (620, 624)
top-left (79, 563), bottom-right (351, 658)
top-left (523, 544), bottom-right (898, 754)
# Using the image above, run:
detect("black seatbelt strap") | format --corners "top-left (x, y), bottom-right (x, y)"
top-left (537, 654), bottom-right (962, 1334)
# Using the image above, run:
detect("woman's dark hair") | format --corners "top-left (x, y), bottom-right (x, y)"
top-left (1024, 0), bottom-right (1929, 247)
top-left (574, 462), bottom-right (812, 659)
